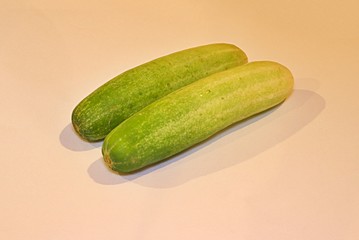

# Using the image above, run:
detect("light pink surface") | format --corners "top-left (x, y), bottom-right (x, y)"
top-left (1, 1), bottom-right (358, 239)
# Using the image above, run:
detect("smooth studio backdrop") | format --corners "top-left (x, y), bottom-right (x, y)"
top-left (1, 0), bottom-right (358, 239)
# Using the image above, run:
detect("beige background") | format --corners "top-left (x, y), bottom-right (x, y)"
top-left (1, 0), bottom-right (358, 239)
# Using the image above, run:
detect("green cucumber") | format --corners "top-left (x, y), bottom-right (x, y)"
top-left (102, 61), bottom-right (294, 173)
top-left (72, 43), bottom-right (248, 141)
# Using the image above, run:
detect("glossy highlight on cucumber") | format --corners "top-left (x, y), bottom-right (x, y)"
top-left (102, 61), bottom-right (294, 173)
top-left (72, 43), bottom-right (248, 141)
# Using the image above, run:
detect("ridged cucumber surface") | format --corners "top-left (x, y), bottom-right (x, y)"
top-left (72, 43), bottom-right (248, 141)
top-left (102, 61), bottom-right (294, 173)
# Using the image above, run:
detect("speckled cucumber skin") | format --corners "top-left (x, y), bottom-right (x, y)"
top-left (102, 61), bottom-right (294, 173)
top-left (72, 43), bottom-right (248, 141)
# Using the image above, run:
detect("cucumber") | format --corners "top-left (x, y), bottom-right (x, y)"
top-left (72, 43), bottom-right (248, 141)
top-left (102, 61), bottom-right (294, 173)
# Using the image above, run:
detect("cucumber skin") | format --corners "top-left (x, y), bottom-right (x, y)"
top-left (72, 43), bottom-right (248, 141)
top-left (102, 61), bottom-right (294, 173)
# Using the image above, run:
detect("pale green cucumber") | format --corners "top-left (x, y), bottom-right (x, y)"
top-left (102, 61), bottom-right (294, 173)
top-left (72, 43), bottom-right (248, 141)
